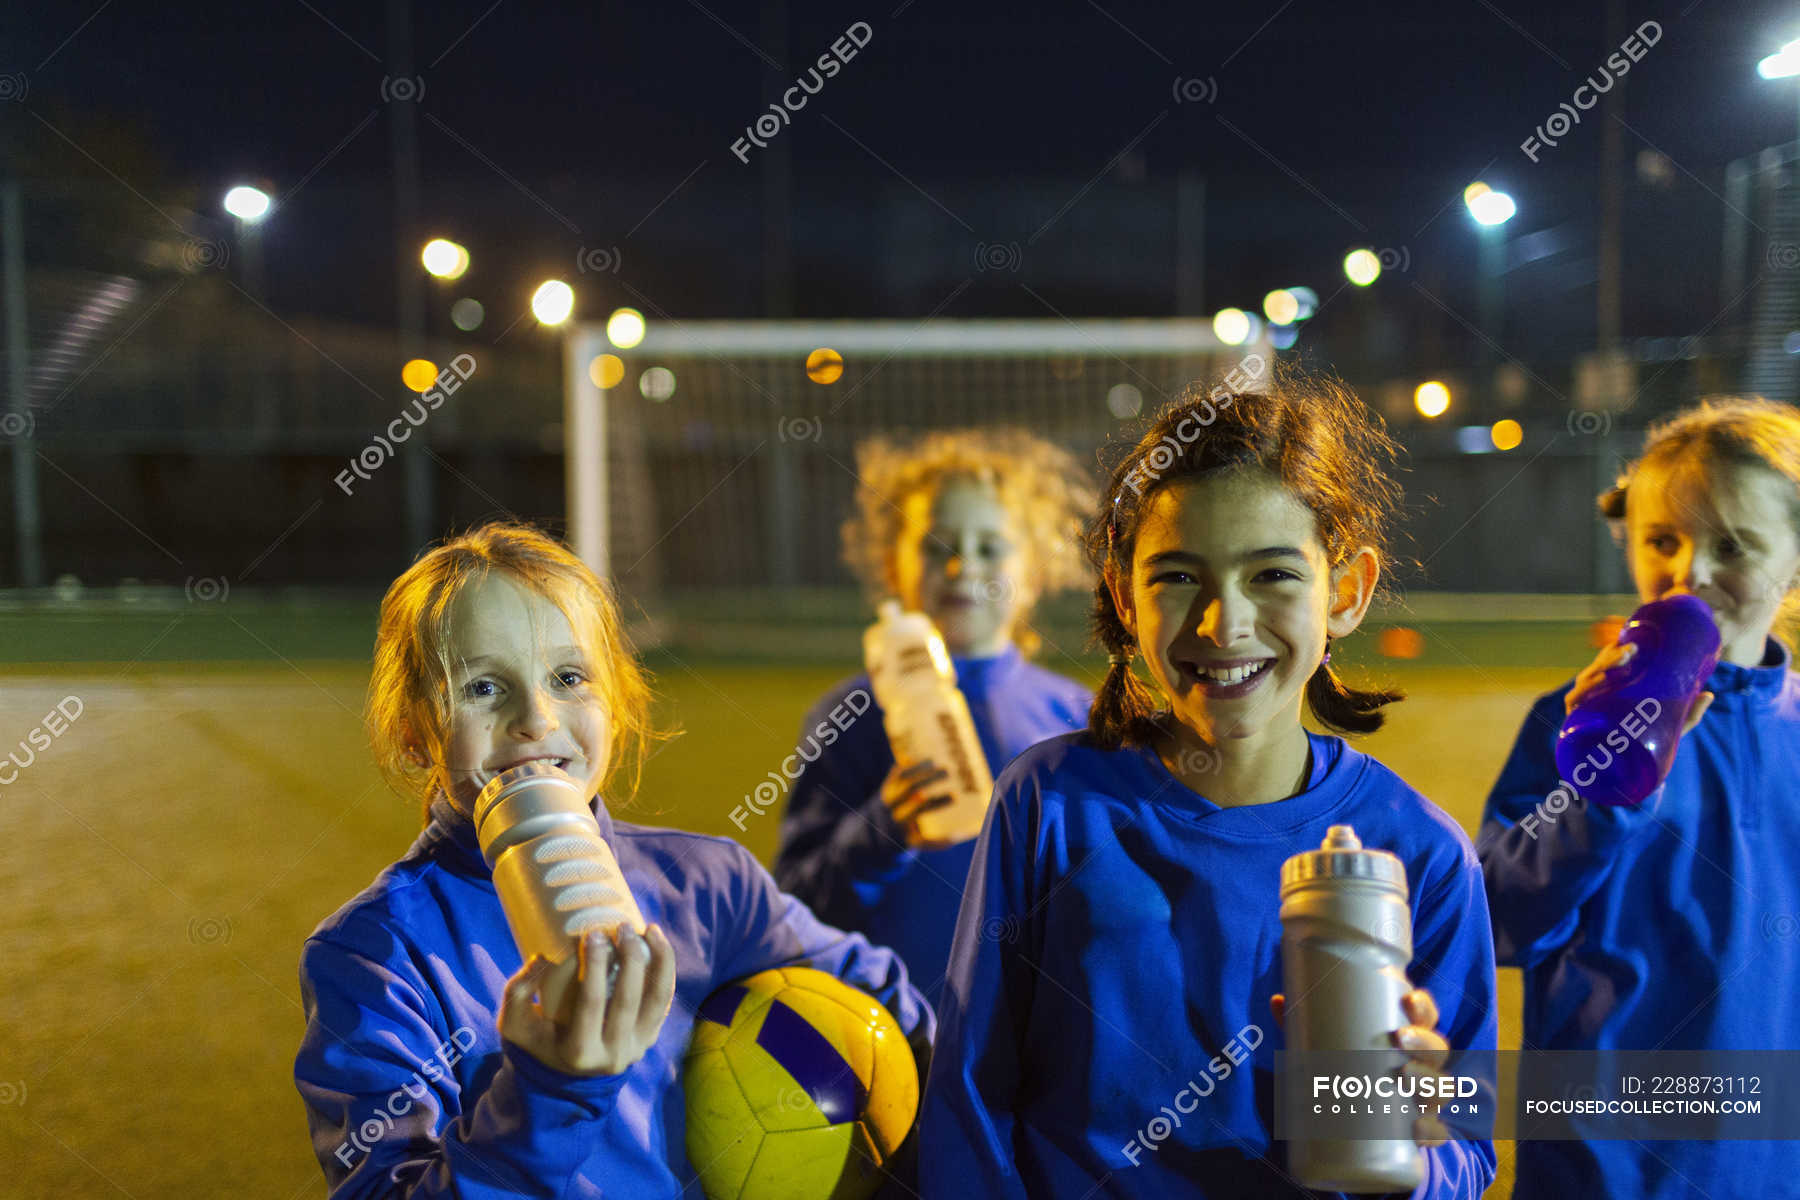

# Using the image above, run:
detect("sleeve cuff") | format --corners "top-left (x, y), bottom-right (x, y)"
top-left (1581, 780), bottom-right (1668, 837)
top-left (499, 1041), bottom-right (631, 1112)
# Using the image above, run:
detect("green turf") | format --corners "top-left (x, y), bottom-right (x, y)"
top-left (0, 612), bottom-right (1584, 1197)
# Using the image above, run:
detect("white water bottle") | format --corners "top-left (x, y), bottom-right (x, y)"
top-left (862, 600), bottom-right (995, 844)
top-left (474, 763), bottom-right (645, 1015)
top-left (1279, 825), bottom-right (1422, 1192)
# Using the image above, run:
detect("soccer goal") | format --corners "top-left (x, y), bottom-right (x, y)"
top-left (562, 318), bottom-right (1256, 651)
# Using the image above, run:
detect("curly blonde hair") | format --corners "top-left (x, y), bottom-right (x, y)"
top-left (365, 521), bottom-right (657, 820)
top-left (1599, 396), bottom-right (1800, 647)
top-left (840, 427), bottom-right (1096, 658)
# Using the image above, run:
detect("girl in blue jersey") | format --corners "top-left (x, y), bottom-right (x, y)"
top-left (294, 522), bottom-right (932, 1198)
top-left (774, 428), bottom-right (1095, 1005)
top-left (921, 368), bottom-right (1498, 1198)
top-left (1480, 398), bottom-right (1800, 1198)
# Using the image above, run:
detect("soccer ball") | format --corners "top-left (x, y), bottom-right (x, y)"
top-left (683, 966), bottom-right (919, 1200)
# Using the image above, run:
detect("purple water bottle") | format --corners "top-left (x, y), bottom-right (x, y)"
top-left (1554, 594), bottom-right (1720, 807)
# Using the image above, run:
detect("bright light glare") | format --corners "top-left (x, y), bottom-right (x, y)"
top-left (606, 307), bottom-right (647, 349)
top-left (223, 185), bottom-right (271, 223)
top-left (450, 298), bottom-right (484, 331)
top-left (1491, 419), bottom-right (1524, 451)
top-left (1414, 381), bottom-right (1451, 418)
top-left (589, 354), bottom-right (625, 389)
top-left (806, 347), bottom-right (844, 384)
top-left (1344, 249), bottom-right (1381, 286)
top-left (1263, 289), bottom-right (1300, 326)
top-left (1106, 383), bottom-right (1144, 419)
top-left (1468, 189), bottom-right (1517, 226)
top-left (1462, 181), bottom-right (1491, 208)
top-left (1213, 307), bottom-right (1251, 346)
top-left (421, 239), bottom-right (470, 280)
top-left (640, 366), bottom-right (676, 401)
top-left (532, 280), bottom-right (575, 326)
top-left (1289, 286), bottom-right (1319, 319)
top-left (402, 360), bottom-right (439, 392)
top-left (1760, 39), bottom-right (1800, 78)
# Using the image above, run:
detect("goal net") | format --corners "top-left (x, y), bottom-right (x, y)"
top-left (562, 319), bottom-right (1251, 658)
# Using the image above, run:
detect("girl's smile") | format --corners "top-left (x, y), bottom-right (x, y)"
top-left (1182, 656), bottom-right (1277, 699)
top-left (1109, 469), bottom-right (1377, 803)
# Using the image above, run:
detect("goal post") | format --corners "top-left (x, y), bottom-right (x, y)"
top-left (562, 317), bottom-right (1251, 649)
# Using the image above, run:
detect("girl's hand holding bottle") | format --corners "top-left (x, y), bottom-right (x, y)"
top-left (880, 759), bottom-right (959, 850)
top-left (499, 925), bottom-right (677, 1077)
top-left (1565, 639), bottom-right (1714, 736)
top-left (1270, 986), bottom-right (1453, 1149)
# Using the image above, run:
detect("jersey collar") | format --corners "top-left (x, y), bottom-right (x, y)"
top-left (1705, 636), bottom-right (1791, 711)
top-left (949, 642), bottom-right (1025, 693)
top-left (1128, 729), bottom-right (1360, 837)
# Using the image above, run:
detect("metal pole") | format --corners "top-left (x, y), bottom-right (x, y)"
top-left (1723, 157), bottom-right (1748, 344)
top-left (760, 0), bottom-right (799, 589)
top-left (761, 0), bottom-right (792, 320)
top-left (3, 180), bottom-right (44, 588)
top-left (1176, 170), bottom-right (1205, 315)
top-left (1597, 0), bottom-right (1624, 357)
top-left (1745, 144), bottom-right (1800, 401)
top-left (1478, 227), bottom-right (1503, 406)
top-left (389, 0), bottom-right (433, 554)
top-left (1589, 0), bottom-right (1626, 599)
top-left (565, 327), bottom-right (608, 576)
top-left (240, 222), bottom-right (265, 305)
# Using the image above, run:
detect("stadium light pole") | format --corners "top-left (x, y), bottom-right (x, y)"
top-left (418, 239), bottom-right (470, 371)
top-left (1756, 39), bottom-right (1800, 405)
top-left (1464, 183), bottom-right (1516, 409)
top-left (2, 177), bottom-right (43, 587)
top-left (223, 184), bottom-right (271, 304)
top-left (1757, 35), bottom-right (1800, 241)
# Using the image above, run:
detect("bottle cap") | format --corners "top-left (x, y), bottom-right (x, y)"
top-left (473, 763), bottom-right (588, 863)
top-left (1280, 824), bottom-right (1408, 897)
top-left (473, 761), bottom-right (583, 816)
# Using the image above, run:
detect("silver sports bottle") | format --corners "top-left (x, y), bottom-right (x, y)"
top-left (1279, 824), bottom-right (1422, 1192)
top-left (474, 762), bottom-right (645, 1016)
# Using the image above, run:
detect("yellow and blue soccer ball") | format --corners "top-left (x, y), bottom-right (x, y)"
top-left (683, 966), bottom-right (919, 1200)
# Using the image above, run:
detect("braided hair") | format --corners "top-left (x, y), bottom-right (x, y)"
top-left (1085, 361), bottom-right (1405, 748)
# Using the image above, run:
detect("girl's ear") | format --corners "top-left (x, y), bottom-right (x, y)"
top-left (1326, 547), bottom-right (1380, 639)
top-left (400, 712), bottom-right (430, 769)
top-left (1105, 562), bottom-right (1136, 641)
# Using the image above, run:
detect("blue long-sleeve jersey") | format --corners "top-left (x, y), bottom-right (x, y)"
top-left (921, 729), bottom-right (1498, 1199)
top-left (294, 796), bottom-right (934, 1198)
top-left (773, 644), bottom-right (1091, 1004)
top-left (1479, 637), bottom-right (1800, 1197)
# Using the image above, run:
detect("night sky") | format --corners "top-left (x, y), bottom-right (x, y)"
top-left (6, 0), bottom-right (1800, 348)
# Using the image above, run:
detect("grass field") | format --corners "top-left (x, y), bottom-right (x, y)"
top-left (0, 599), bottom-right (1604, 1198)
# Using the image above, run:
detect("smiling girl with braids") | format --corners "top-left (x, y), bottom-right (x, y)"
top-left (919, 366), bottom-right (1497, 1198)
